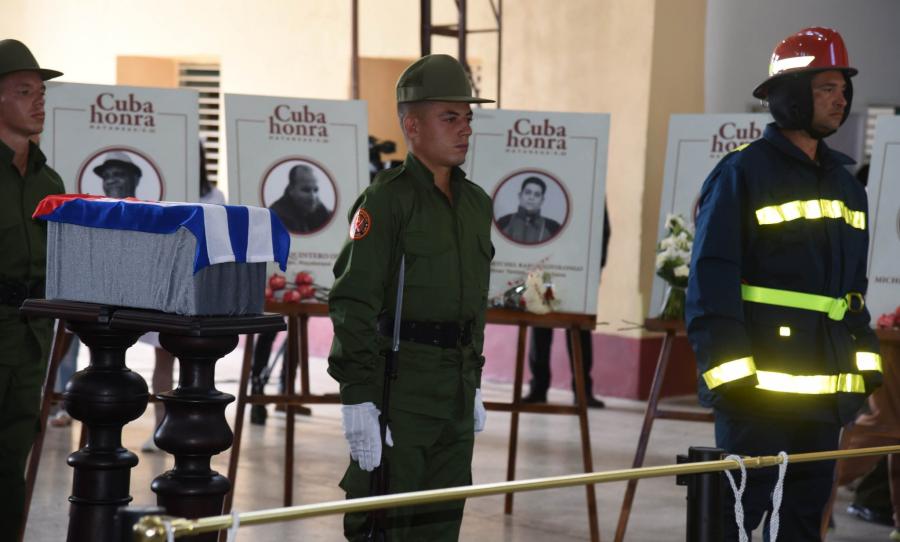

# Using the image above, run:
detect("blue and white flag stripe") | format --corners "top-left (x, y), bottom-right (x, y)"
top-left (34, 195), bottom-right (290, 273)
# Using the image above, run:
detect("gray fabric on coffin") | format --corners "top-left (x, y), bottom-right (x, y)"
top-left (45, 222), bottom-right (265, 316)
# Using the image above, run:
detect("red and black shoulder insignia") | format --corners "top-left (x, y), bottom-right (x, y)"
top-left (350, 208), bottom-right (372, 240)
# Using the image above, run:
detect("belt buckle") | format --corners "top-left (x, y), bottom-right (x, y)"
top-left (845, 292), bottom-right (865, 313)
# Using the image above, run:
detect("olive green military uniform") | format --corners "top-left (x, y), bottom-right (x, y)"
top-left (0, 140), bottom-right (64, 534)
top-left (328, 150), bottom-right (493, 540)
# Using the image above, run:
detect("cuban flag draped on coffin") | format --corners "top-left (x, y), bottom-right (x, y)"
top-left (34, 194), bottom-right (290, 316)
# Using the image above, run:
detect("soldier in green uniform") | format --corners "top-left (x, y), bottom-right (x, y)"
top-left (0, 39), bottom-right (65, 537)
top-left (328, 54), bottom-right (493, 541)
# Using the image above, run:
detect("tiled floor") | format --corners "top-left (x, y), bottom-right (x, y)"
top-left (26, 339), bottom-right (889, 541)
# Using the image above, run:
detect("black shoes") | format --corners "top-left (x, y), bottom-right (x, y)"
top-left (846, 503), bottom-right (893, 526)
top-left (250, 405), bottom-right (267, 425)
top-left (521, 390), bottom-right (606, 409)
top-left (522, 391), bottom-right (547, 404)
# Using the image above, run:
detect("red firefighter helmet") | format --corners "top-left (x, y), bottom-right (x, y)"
top-left (753, 27), bottom-right (857, 99)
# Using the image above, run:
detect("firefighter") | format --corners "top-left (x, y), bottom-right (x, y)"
top-left (686, 27), bottom-right (882, 540)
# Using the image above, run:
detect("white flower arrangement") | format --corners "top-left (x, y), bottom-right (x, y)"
top-left (655, 214), bottom-right (694, 319)
top-left (521, 269), bottom-right (559, 314)
top-left (656, 214), bottom-right (694, 289)
top-left (490, 267), bottom-right (561, 314)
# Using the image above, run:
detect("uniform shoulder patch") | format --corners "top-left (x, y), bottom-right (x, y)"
top-left (350, 208), bottom-right (372, 240)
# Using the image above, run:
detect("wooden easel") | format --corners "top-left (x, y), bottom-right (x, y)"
top-left (613, 318), bottom-right (712, 542)
top-left (21, 321), bottom-right (74, 542)
top-left (225, 301), bottom-right (334, 514)
top-left (483, 308), bottom-right (600, 542)
top-left (226, 305), bottom-right (600, 542)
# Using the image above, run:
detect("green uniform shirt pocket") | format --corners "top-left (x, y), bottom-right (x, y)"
top-left (403, 231), bottom-right (453, 287)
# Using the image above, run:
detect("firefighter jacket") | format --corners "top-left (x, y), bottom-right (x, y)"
top-left (686, 123), bottom-right (882, 424)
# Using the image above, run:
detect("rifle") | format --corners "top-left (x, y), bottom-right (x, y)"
top-left (366, 255), bottom-right (405, 541)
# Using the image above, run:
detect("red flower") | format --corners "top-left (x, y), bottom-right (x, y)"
top-left (298, 284), bottom-right (316, 299)
top-left (268, 274), bottom-right (287, 291)
top-left (283, 289), bottom-right (302, 303)
top-left (295, 272), bottom-right (314, 286)
top-left (544, 286), bottom-right (555, 302)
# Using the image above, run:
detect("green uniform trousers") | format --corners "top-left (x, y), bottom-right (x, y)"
top-left (0, 317), bottom-right (48, 536)
top-left (340, 405), bottom-right (474, 541)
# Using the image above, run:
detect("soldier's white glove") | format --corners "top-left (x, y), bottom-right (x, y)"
top-left (341, 402), bottom-right (393, 472)
top-left (474, 388), bottom-right (486, 433)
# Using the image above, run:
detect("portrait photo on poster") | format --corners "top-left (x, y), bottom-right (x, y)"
top-left (492, 169), bottom-right (570, 246)
top-left (260, 156), bottom-right (338, 236)
top-left (77, 146), bottom-right (164, 200)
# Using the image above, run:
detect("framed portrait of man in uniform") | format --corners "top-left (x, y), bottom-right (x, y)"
top-left (492, 169), bottom-right (569, 246)
top-left (76, 146), bottom-right (165, 200)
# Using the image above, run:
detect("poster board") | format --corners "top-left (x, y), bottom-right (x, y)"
top-left (225, 94), bottom-right (368, 288)
top-left (649, 113), bottom-right (771, 316)
top-left (464, 109), bottom-right (609, 314)
top-left (42, 82), bottom-right (199, 202)
top-left (865, 115), bottom-right (900, 321)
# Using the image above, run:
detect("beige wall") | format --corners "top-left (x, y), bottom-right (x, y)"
top-left (640, 0), bottom-right (707, 325)
top-left (2, 0), bottom-right (705, 336)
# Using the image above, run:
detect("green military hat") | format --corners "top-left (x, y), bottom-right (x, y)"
top-left (0, 39), bottom-right (62, 80)
top-left (396, 54), bottom-right (493, 104)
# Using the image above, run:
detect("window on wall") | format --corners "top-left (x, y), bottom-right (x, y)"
top-left (116, 56), bottom-right (222, 185)
top-left (179, 62), bottom-right (222, 184)
top-left (865, 106), bottom-right (899, 160)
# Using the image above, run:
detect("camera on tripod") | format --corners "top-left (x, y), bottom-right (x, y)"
top-left (369, 136), bottom-right (401, 181)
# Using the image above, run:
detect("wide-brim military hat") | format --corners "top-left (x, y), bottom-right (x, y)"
top-left (93, 151), bottom-right (142, 178)
top-left (0, 39), bottom-right (62, 81)
top-left (396, 54), bottom-right (494, 104)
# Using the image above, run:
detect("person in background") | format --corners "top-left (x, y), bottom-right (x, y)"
top-left (524, 206), bottom-right (610, 408)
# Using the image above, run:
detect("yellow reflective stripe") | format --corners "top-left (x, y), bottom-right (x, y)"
top-left (856, 352), bottom-right (883, 373)
top-left (741, 284), bottom-right (848, 320)
top-left (755, 371), bottom-right (866, 394)
top-left (755, 199), bottom-right (866, 230)
top-left (703, 357), bottom-right (757, 389)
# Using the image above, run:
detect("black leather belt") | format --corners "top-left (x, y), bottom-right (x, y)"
top-left (377, 316), bottom-right (473, 349)
top-left (0, 279), bottom-right (44, 307)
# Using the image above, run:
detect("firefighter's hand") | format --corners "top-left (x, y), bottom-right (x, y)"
top-left (474, 388), bottom-right (486, 433)
top-left (341, 402), bottom-right (393, 472)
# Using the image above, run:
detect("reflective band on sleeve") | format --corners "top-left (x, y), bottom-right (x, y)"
top-left (778, 326), bottom-right (791, 337)
top-left (702, 357), bottom-right (757, 389)
top-left (755, 371), bottom-right (866, 394)
top-left (856, 352), bottom-right (883, 373)
top-left (755, 199), bottom-right (866, 230)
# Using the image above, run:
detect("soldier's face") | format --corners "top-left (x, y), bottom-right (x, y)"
top-left (0, 71), bottom-right (46, 139)
top-left (809, 71), bottom-right (848, 135)
top-left (101, 166), bottom-right (139, 198)
top-left (407, 101), bottom-right (473, 168)
top-left (518, 183), bottom-right (545, 213)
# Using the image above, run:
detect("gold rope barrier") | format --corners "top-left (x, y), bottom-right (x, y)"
top-left (133, 443), bottom-right (900, 541)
